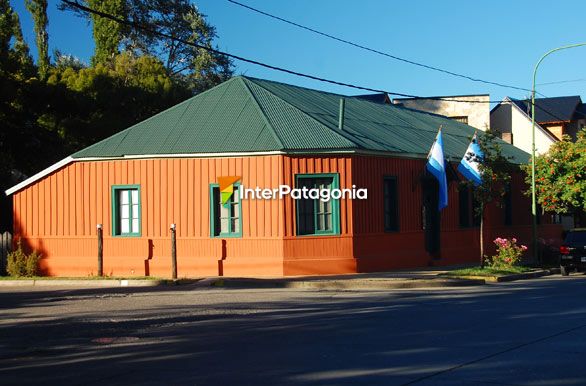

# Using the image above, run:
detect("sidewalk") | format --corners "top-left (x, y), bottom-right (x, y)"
top-left (206, 267), bottom-right (485, 290)
top-left (0, 266), bottom-right (558, 290)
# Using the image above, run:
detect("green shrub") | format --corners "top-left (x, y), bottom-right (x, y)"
top-left (488, 237), bottom-right (528, 269)
top-left (6, 240), bottom-right (41, 277)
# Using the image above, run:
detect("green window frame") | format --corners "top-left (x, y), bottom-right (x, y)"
top-left (383, 176), bottom-right (399, 232)
top-left (295, 173), bottom-right (340, 236)
top-left (210, 183), bottom-right (242, 238)
top-left (111, 185), bottom-right (141, 237)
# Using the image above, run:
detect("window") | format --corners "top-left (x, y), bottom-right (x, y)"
top-left (459, 185), bottom-right (480, 228)
top-left (459, 186), bottom-right (470, 227)
top-left (210, 184), bottom-right (241, 237)
top-left (449, 116), bottom-right (468, 124)
top-left (112, 185), bottom-right (141, 236)
top-left (504, 183), bottom-right (512, 226)
top-left (296, 174), bottom-right (340, 236)
top-left (383, 177), bottom-right (399, 232)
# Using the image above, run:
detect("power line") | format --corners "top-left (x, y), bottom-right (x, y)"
top-left (62, 1), bottom-right (579, 124)
top-left (537, 78), bottom-right (586, 86)
top-left (63, 0), bottom-right (574, 127)
top-left (227, 0), bottom-right (535, 94)
top-left (61, 0), bottom-right (512, 104)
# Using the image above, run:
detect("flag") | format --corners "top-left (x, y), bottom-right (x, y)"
top-left (458, 133), bottom-right (484, 186)
top-left (426, 127), bottom-right (448, 210)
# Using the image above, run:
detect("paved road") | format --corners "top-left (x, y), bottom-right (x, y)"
top-left (1, 275), bottom-right (585, 385)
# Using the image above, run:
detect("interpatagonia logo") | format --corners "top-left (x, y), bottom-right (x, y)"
top-left (218, 176), bottom-right (368, 203)
top-left (239, 184), bottom-right (367, 202)
top-left (217, 176), bottom-right (241, 206)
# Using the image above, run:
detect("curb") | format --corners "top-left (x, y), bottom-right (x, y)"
top-left (447, 269), bottom-right (558, 283)
top-left (0, 279), bottom-right (199, 287)
top-left (210, 277), bottom-right (485, 290)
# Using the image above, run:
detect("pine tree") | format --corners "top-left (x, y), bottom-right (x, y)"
top-left (88, 0), bottom-right (124, 65)
top-left (24, 0), bottom-right (49, 79)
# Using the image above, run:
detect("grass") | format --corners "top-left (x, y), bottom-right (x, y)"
top-left (445, 266), bottom-right (533, 277)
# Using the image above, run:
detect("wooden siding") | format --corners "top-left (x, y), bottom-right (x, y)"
top-left (350, 155), bottom-right (560, 272)
top-left (13, 156), bottom-right (287, 277)
top-left (12, 154), bottom-right (562, 277)
top-left (281, 155), bottom-right (355, 275)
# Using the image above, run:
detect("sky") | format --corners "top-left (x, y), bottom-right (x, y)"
top-left (11, 0), bottom-right (586, 106)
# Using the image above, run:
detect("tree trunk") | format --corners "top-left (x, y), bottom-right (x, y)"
top-left (480, 205), bottom-right (485, 268)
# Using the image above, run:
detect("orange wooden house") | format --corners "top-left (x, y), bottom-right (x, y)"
top-left (5, 77), bottom-right (561, 277)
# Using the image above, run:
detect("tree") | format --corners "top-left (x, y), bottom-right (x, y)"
top-left (88, 0), bottom-right (124, 65)
top-left (62, 0), bottom-right (233, 92)
top-left (44, 51), bottom-right (190, 152)
top-left (461, 130), bottom-right (513, 267)
top-left (0, 0), bottom-right (63, 196)
top-left (0, 0), bottom-right (34, 78)
top-left (24, 0), bottom-right (49, 79)
top-left (523, 129), bottom-right (586, 219)
top-left (124, 0), bottom-right (233, 92)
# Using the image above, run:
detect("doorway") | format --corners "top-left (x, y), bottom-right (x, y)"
top-left (422, 176), bottom-right (441, 258)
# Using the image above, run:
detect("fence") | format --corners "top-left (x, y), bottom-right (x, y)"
top-left (0, 231), bottom-right (12, 275)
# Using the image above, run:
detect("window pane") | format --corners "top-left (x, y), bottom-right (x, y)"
top-left (132, 219), bottom-right (139, 233)
top-left (231, 219), bottom-right (239, 233)
top-left (131, 189), bottom-right (139, 204)
top-left (324, 213), bottom-right (331, 231)
top-left (317, 214), bottom-right (325, 230)
top-left (220, 218), bottom-right (229, 233)
top-left (220, 202), bottom-right (230, 218)
top-left (120, 190), bottom-right (129, 204)
top-left (121, 219), bottom-right (130, 234)
top-left (121, 204), bottom-right (130, 219)
top-left (132, 204), bottom-right (139, 220)
top-left (212, 188), bottom-right (221, 236)
top-left (298, 197), bottom-right (315, 235)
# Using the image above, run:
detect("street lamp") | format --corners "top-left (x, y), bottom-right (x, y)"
top-left (531, 42), bottom-right (586, 262)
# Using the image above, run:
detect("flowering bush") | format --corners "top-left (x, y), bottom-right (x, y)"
top-left (488, 237), bottom-right (528, 269)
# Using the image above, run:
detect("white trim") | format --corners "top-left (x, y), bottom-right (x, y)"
top-left (4, 148), bottom-right (468, 196)
top-left (503, 97), bottom-right (559, 143)
top-left (5, 157), bottom-right (74, 196)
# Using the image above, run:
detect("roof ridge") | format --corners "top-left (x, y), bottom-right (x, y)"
top-left (243, 77), bottom-right (361, 149)
top-left (240, 75), bottom-right (348, 98)
top-left (238, 77), bottom-right (285, 150)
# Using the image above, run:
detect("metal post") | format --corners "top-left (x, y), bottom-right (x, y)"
top-left (170, 223), bottom-right (177, 279)
top-left (531, 42), bottom-right (586, 263)
top-left (97, 224), bottom-right (103, 276)
top-left (338, 98), bottom-right (345, 130)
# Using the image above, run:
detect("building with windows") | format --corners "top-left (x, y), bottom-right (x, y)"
top-left (490, 96), bottom-right (586, 155)
top-left (5, 77), bottom-right (561, 277)
top-left (392, 94), bottom-right (491, 131)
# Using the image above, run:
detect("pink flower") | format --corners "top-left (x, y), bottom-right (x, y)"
top-left (512, 238), bottom-right (517, 243)
top-left (521, 245), bottom-right (528, 251)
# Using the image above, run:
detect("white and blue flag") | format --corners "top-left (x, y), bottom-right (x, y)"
top-left (426, 128), bottom-right (448, 210)
top-left (458, 133), bottom-right (484, 186)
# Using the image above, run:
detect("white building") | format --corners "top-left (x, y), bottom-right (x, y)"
top-left (392, 94), bottom-right (491, 131)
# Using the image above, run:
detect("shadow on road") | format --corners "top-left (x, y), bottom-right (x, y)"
top-left (1, 276), bottom-right (586, 385)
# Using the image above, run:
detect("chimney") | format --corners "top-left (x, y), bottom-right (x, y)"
top-left (501, 132), bottom-right (513, 144)
top-left (338, 98), bottom-right (345, 130)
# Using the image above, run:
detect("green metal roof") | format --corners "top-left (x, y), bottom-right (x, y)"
top-left (72, 76), bottom-right (529, 163)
